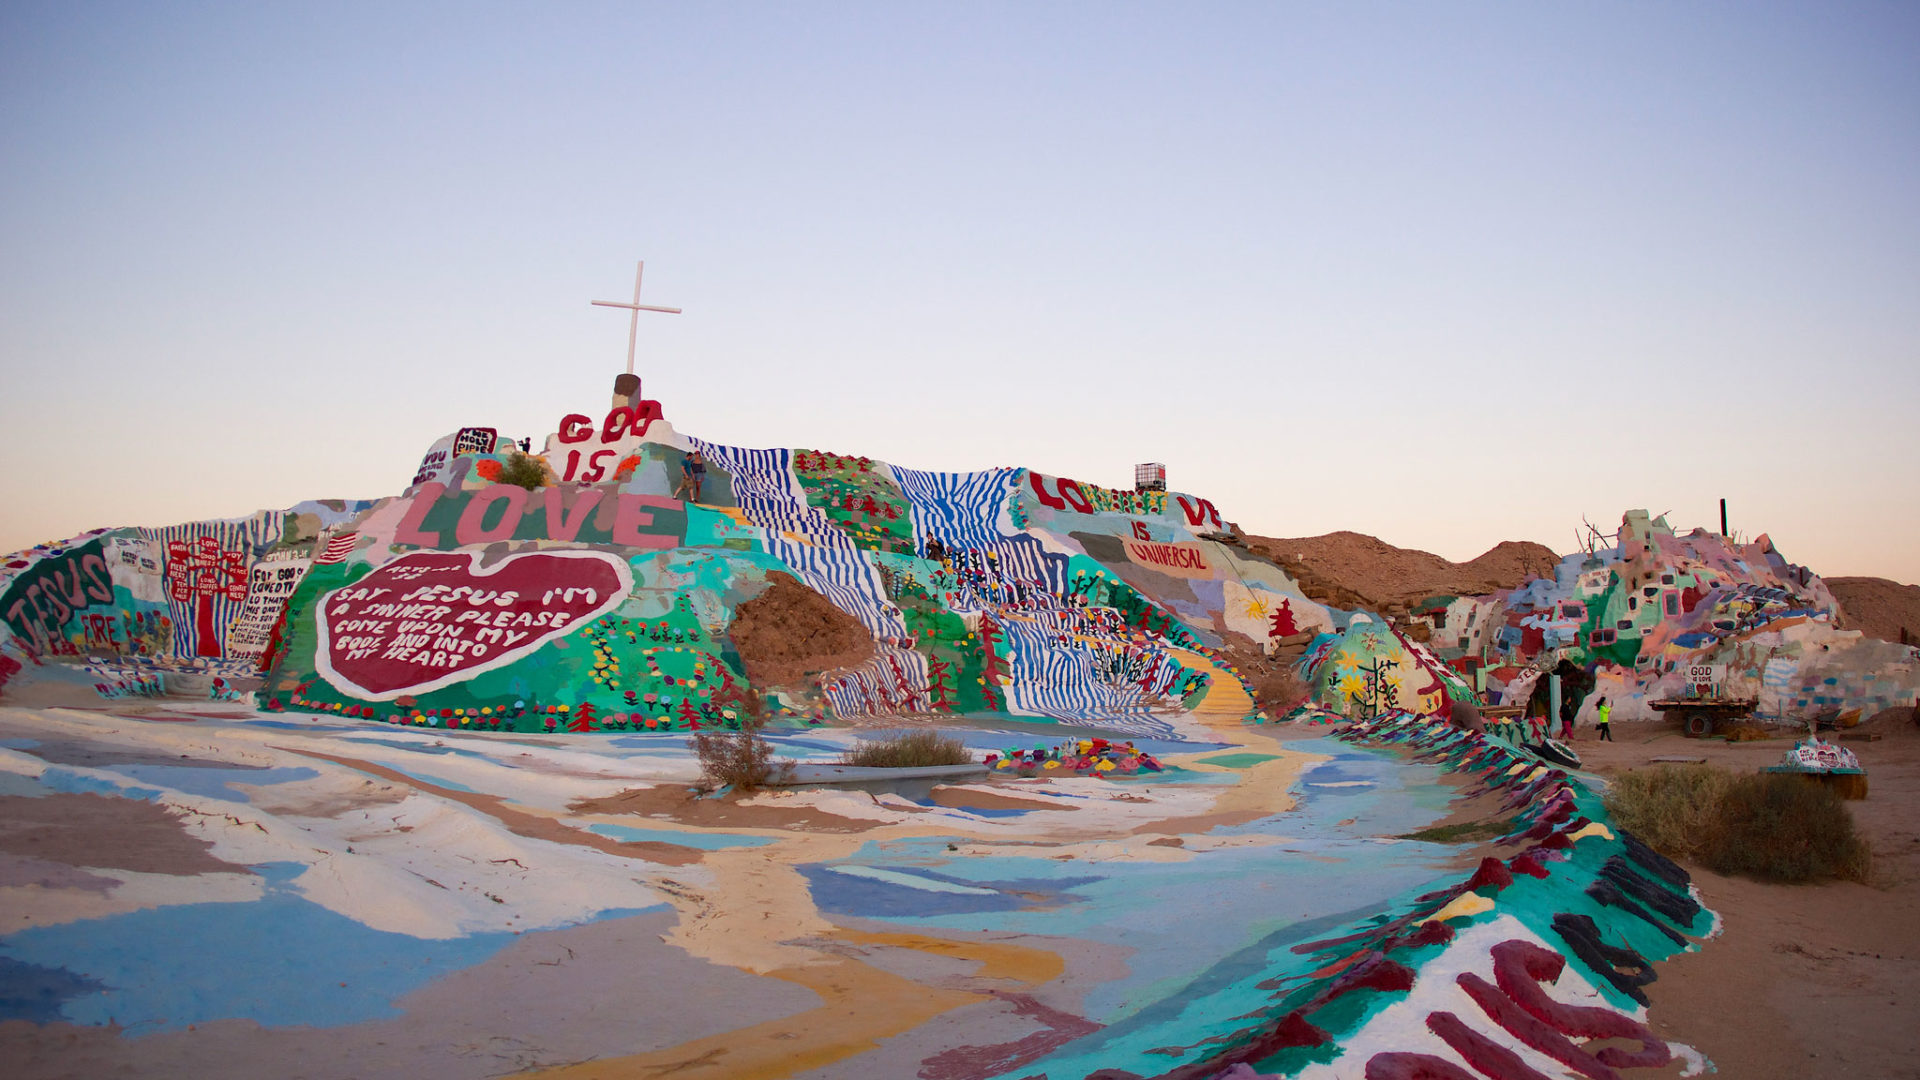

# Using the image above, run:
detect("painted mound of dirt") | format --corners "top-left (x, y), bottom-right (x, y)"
top-left (1212, 630), bottom-right (1313, 716)
top-left (1240, 529), bottom-right (1559, 612)
top-left (728, 571), bottom-right (876, 692)
top-left (1828, 576), bottom-right (1920, 644)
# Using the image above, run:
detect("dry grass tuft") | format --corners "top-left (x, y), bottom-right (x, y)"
top-left (1710, 773), bottom-right (1872, 882)
top-left (842, 730), bottom-right (973, 768)
top-left (1605, 765), bottom-right (1734, 864)
top-left (1605, 764), bottom-right (1871, 883)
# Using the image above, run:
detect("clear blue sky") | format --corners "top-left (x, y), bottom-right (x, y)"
top-left (3, 2), bottom-right (1916, 581)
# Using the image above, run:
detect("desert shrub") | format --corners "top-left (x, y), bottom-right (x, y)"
top-left (689, 717), bottom-right (793, 792)
top-left (842, 730), bottom-right (972, 768)
top-left (497, 452), bottom-right (548, 491)
top-left (1604, 764), bottom-right (1870, 883)
top-left (1706, 773), bottom-right (1871, 883)
top-left (1604, 765), bottom-right (1733, 864)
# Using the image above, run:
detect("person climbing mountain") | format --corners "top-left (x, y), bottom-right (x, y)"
top-left (1596, 697), bottom-right (1613, 741)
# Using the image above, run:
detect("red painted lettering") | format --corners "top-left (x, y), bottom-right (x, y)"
top-left (80, 553), bottom-right (114, 603)
top-left (29, 582), bottom-right (69, 627)
top-left (1028, 473), bottom-right (1095, 515)
top-left (1177, 495), bottom-right (1222, 530)
top-left (611, 493), bottom-right (677, 549)
top-left (580, 449), bottom-right (614, 483)
top-left (1029, 472), bottom-right (1066, 511)
top-left (557, 414), bottom-right (594, 443)
top-left (601, 407), bottom-right (636, 443)
top-left (541, 488), bottom-right (605, 543)
top-left (394, 482), bottom-right (448, 547)
top-left (455, 485), bottom-right (530, 545)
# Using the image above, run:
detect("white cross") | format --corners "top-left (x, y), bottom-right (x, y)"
top-left (591, 261), bottom-right (681, 376)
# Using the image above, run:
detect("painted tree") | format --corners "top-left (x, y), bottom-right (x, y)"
top-left (566, 703), bottom-right (598, 733)
top-left (1268, 599), bottom-right (1300, 639)
top-left (887, 655), bottom-right (914, 699)
top-left (926, 656), bottom-right (956, 711)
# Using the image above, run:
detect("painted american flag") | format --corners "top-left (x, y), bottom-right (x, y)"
top-left (315, 531), bottom-right (360, 565)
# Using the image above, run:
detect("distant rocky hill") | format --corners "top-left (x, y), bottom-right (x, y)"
top-left (1237, 529), bottom-right (1559, 615)
top-left (1829, 576), bottom-right (1920, 644)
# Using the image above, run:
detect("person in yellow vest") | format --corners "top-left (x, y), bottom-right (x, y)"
top-left (1596, 697), bottom-right (1613, 742)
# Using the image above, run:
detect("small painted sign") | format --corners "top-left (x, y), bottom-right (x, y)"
top-left (1685, 663), bottom-right (1722, 687)
top-left (226, 554), bottom-right (312, 659)
top-left (453, 427), bottom-right (499, 456)
top-left (1121, 539), bottom-right (1215, 579)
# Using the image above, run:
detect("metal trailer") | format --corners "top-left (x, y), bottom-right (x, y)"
top-left (1649, 696), bottom-right (1758, 738)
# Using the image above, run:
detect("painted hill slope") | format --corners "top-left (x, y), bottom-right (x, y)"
top-left (3, 390), bottom-right (1915, 735)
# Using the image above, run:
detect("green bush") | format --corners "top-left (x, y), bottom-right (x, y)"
top-left (497, 452), bottom-right (547, 491)
top-left (1604, 764), bottom-right (1870, 883)
top-left (842, 730), bottom-right (973, 768)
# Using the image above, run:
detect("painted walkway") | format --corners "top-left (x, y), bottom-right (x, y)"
top-left (0, 701), bottom-right (1711, 1079)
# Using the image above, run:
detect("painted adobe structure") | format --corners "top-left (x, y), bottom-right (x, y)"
top-left (3, 391), bottom-right (1914, 735)
top-left (1404, 510), bottom-right (1920, 725)
top-left (2, 391), bottom-right (1339, 732)
top-left (0, 383), bottom-right (1908, 1077)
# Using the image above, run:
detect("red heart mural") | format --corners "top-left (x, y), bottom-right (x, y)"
top-left (315, 550), bottom-right (633, 700)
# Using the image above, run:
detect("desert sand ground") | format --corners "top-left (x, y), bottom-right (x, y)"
top-left (3, 686), bottom-right (1912, 1077)
top-left (1562, 712), bottom-right (1920, 1080)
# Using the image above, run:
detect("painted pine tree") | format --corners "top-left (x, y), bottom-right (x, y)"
top-left (1268, 598), bottom-right (1300, 639)
top-left (926, 656), bottom-right (956, 711)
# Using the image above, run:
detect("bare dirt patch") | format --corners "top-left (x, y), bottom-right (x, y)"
top-left (1239, 530), bottom-right (1559, 610)
top-left (729, 570), bottom-right (876, 691)
top-left (1213, 630), bottom-right (1311, 717)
